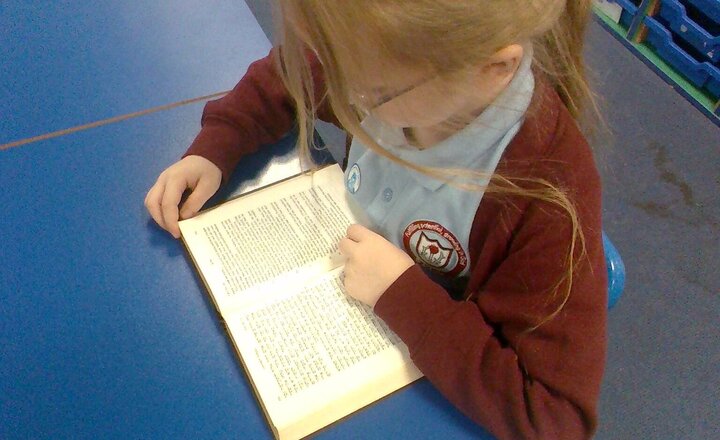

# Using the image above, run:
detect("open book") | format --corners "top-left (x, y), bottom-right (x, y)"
top-left (179, 164), bottom-right (423, 440)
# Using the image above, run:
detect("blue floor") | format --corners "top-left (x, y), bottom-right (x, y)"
top-left (583, 22), bottom-right (719, 440)
top-left (2, 1), bottom-right (717, 438)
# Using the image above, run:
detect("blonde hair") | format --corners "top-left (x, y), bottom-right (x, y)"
top-left (273, 0), bottom-right (596, 331)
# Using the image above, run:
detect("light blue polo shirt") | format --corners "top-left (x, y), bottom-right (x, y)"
top-left (344, 51), bottom-right (535, 294)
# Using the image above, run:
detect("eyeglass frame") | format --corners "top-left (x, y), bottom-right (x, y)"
top-left (352, 75), bottom-right (435, 113)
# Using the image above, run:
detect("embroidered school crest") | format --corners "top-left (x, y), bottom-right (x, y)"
top-left (346, 163), bottom-right (361, 194)
top-left (402, 220), bottom-right (468, 277)
top-left (415, 232), bottom-right (453, 269)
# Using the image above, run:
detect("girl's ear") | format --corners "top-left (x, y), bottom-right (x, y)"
top-left (480, 44), bottom-right (524, 81)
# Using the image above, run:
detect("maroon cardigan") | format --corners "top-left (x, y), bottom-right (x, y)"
top-left (185, 49), bottom-right (607, 440)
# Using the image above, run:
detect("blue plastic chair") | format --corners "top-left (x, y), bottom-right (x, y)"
top-left (602, 231), bottom-right (625, 309)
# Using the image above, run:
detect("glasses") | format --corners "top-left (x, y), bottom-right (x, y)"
top-left (352, 75), bottom-right (435, 113)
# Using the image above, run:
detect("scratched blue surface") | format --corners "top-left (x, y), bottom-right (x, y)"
top-left (0, 0), bottom-right (271, 144)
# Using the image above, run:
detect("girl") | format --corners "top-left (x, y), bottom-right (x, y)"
top-left (145, 0), bottom-right (607, 438)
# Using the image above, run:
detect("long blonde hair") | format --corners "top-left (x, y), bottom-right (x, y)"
top-left (273, 0), bottom-right (596, 331)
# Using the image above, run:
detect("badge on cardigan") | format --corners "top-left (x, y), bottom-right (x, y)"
top-left (403, 220), bottom-right (468, 277)
top-left (346, 163), bottom-right (361, 194)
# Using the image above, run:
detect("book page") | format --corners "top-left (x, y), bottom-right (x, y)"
top-left (225, 267), bottom-right (422, 437)
top-left (180, 165), bottom-right (368, 312)
top-left (200, 186), bottom-right (347, 292)
top-left (180, 165), bottom-right (422, 440)
top-left (233, 269), bottom-right (400, 401)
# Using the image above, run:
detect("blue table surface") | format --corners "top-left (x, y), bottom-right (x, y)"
top-left (0, 98), bottom-right (491, 440)
top-left (0, 0), bottom-right (271, 144)
top-left (0, 2), bottom-right (493, 438)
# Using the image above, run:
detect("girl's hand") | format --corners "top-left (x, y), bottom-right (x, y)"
top-left (338, 224), bottom-right (415, 308)
top-left (144, 155), bottom-right (222, 238)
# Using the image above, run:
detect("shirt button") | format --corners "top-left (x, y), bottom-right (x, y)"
top-left (382, 188), bottom-right (393, 202)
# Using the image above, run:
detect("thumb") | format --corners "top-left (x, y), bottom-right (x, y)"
top-left (180, 177), bottom-right (218, 219)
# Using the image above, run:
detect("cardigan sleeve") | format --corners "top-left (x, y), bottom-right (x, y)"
top-left (373, 109), bottom-right (607, 440)
top-left (183, 47), bottom-right (340, 182)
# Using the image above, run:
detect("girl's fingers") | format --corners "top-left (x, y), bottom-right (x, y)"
top-left (160, 177), bottom-right (188, 238)
top-left (180, 176), bottom-right (218, 219)
top-left (346, 224), bottom-right (372, 242)
top-left (338, 237), bottom-right (357, 256)
top-left (145, 178), bottom-right (168, 230)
